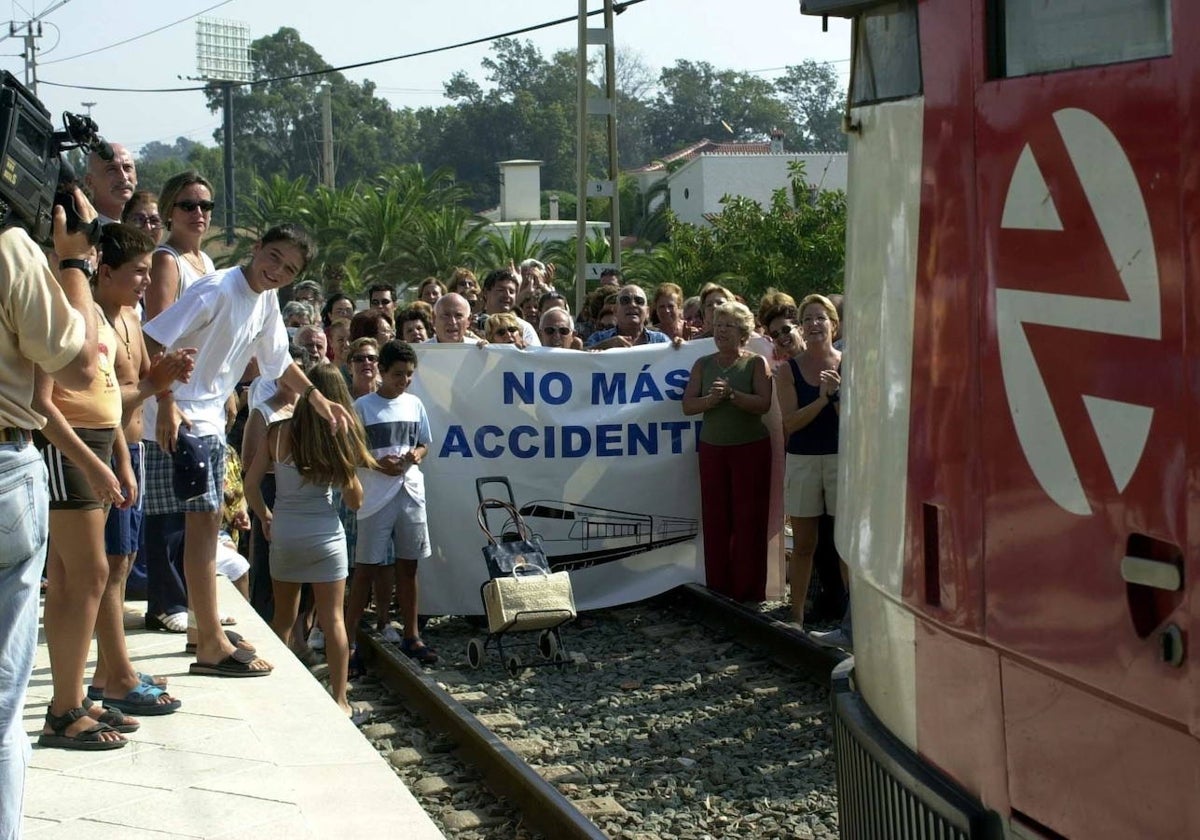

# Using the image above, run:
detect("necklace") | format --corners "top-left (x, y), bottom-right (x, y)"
top-left (715, 352), bottom-right (743, 376)
top-left (116, 313), bottom-right (132, 360)
top-left (181, 250), bottom-right (207, 275)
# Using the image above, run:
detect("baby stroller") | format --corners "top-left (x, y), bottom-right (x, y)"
top-left (467, 497), bottom-right (576, 676)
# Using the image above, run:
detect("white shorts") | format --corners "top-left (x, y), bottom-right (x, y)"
top-left (355, 490), bottom-right (431, 565)
top-left (785, 453), bottom-right (838, 518)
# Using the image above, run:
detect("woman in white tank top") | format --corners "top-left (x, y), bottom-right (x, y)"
top-left (145, 170), bottom-right (217, 318)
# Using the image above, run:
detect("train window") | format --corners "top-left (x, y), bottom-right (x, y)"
top-left (849, 0), bottom-right (921, 106)
top-left (996, 0), bottom-right (1170, 77)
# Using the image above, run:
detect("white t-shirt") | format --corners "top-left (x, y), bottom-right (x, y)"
top-left (354, 390), bottom-right (432, 519)
top-left (143, 266), bottom-right (291, 440)
top-left (154, 243), bottom-right (216, 302)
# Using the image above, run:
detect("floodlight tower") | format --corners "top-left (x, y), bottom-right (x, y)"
top-left (196, 17), bottom-right (251, 246)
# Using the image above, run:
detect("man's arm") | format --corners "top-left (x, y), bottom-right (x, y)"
top-left (47, 194), bottom-right (99, 389)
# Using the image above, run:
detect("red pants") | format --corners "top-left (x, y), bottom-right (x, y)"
top-left (698, 437), bottom-right (770, 602)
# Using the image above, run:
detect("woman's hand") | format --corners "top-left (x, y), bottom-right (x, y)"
top-left (261, 512), bottom-right (273, 542)
top-left (819, 369), bottom-right (841, 397)
top-left (710, 377), bottom-right (732, 402)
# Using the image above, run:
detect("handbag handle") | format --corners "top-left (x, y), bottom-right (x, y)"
top-left (476, 497), bottom-right (530, 546)
top-left (511, 561), bottom-right (549, 577)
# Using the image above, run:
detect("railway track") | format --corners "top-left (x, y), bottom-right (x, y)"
top-left (353, 584), bottom-right (847, 839)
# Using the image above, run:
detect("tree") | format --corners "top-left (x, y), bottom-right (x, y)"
top-left (647, 60), bottom-right (791, 151)
top-left (203, 28), bottom-right (419, 195)
top-left (774, 61), bottom-right (847, 152)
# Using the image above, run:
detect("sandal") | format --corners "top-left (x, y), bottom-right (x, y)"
top-left (38, 706), bottom-right (126, 750)
top-left (146, 612), bottom-right (188, 633)
top-left (81, 697), bottom-right (139, 734)
top-left (102, 682), bottom-right (181, 716)
top-left (185, 630), bottom-right (256, 655)
top-left (87, 672), bottom-right (167, 701)
top-left (400, 637), bottom-right (439, 666)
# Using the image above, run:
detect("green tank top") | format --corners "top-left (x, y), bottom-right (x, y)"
top-left (698, 354), bottom-right (769, 446)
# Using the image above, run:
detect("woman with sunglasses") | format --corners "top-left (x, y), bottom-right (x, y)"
top-left (146, 171), bottom-right (216, 319)
top-left (485, 312), bottom-right (526, 348)
top-left (346, 338), bottom-right (382, 400)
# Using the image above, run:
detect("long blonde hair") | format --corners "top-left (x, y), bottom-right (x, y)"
top-left (288, 365), bottom-right (377, 487)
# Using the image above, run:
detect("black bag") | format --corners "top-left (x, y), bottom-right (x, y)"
top-left (477, 498), bottom-right (551, 578)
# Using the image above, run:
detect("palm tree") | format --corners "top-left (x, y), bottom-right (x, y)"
top-left (218, 174), bottom-right (312, 267)
top-left (402, 205), bottom-right (490, 282)
top-left (481, 222), bottom-right (550, 269)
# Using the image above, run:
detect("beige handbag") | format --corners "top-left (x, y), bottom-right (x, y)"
top-left (482, 563), bottom-right (576, 634)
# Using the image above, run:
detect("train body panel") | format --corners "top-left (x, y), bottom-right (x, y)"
top-left (807, 0), bottom-right (1198, 836)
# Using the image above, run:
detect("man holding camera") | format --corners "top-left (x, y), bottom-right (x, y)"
top-left (0, 190), bottom-right (100, 839)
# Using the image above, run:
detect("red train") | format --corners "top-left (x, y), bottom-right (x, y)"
top-left (802, 1), bottom-right (1192, 837)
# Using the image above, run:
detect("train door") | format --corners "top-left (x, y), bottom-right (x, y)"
top-left (975, 1), bottom-right (1198, 835)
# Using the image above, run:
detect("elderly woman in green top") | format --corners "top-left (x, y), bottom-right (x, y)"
top-left (682, 301), bottom-right (773, 602)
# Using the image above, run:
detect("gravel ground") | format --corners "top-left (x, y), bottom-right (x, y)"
top-left (347, 598), bottom-right (839, 840)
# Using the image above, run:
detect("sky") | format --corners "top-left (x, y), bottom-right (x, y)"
top-left (2, 0), bottom-right (852, 157)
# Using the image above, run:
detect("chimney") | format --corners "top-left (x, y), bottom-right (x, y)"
top-left (770, 127), bottom-right (785, 154)
top-left (498, 159), bottom-right (543, 221)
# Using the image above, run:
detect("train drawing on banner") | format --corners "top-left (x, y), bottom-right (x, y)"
top-left (475, 477), bottom-right (698, 572)
top-left (802, 1), bottom-right (1188, 838)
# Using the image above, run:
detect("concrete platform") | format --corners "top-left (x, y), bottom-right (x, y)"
top-left (19, 580), bottom-right (444, 840)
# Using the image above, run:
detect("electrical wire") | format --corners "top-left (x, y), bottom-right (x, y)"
top-left (41, 0), bottom-right (234, 64)
top-left (37, 0), bottom-right (648, 93)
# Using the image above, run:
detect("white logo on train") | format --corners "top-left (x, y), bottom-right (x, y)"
top-left (996, 108), bottom-right (1159, 515)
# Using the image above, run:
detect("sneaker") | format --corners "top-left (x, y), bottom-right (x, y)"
top-left (307, 627), bottom-right (325, 651)
top-left (379, 625), bottom-right (403, 644)
top-left (400, 637), bottom-right (439, 666)
top-left (809, 627), bottom-right (853, 651)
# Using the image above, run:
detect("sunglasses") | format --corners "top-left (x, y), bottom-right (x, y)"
top-left (175, 200), bottom-right (215, 213)
top-left (496, 326), bottom-right (521, 335)
top-left (542, 326), bottom-right (572, 336)
top-left (351, 354), bottom-right (378, 363)
top-left (371, 298), bottom-right (392, 306)
top-left (130, 213), bottom-right (163, 228)
top-left (618, 294), bottom-right (647, 306)
top-left (770, 325), bottom-right (796, 340)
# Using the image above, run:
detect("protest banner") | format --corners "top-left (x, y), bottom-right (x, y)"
top-left (409, 340), bottom-right (713, 615)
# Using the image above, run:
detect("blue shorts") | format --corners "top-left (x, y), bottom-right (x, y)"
top-left (104, 442), bottom-right (144, 555)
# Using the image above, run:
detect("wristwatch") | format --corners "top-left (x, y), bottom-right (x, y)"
top-left (59, 258), bottom-right (92, 275)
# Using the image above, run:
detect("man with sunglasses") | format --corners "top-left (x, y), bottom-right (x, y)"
top-left (537, 308), bottom-right (578, 350)
top-left (585, 284), bottom-right (670, 349)
top-left (366, 283), bottom-right (397, 318)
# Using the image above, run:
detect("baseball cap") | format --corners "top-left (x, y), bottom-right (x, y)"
top-left (173, 429), bottom-right (210, 502)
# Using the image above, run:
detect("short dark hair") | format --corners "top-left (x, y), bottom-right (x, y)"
top-left (599, 268), bottom-right (622, 280)
top-left (482, 267), bottom-right (518, 293)
top-left (396, 305), bottom-right (433, 335)
top-left (367, 282), bottom-right (396, 300)
top-left (98, 223), bottom-right (156, 270)
top-left (120, 190), bottom-right (158, 223)
top-left (321, 292), bottom-right (354, 326)
top-left (261, 223), bottom-right (317, 271)
top-left (349, 309), bottom-right (392, 342)
top-left (379, 339), bottom-right (418, 371)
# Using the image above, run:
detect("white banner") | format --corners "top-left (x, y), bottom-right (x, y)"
top-left (409, 340), bottom-right (715, 615)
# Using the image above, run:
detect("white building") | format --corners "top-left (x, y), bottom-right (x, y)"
top-left (482, 159), bottom-right (608, 244)
top-left (629, 135), bottom-right (847, 227)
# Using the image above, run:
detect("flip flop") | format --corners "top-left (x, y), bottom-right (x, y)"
top-left (102, 683), bottom-right (181, 716)
top-left (350, 707), bottom-right (372, 727)
top-left (87, 672), bottom-right (167, 701)
top-left (185, 630), bottom-right (256, 655)
top-left (220, 615), bottom-right (237, 626)
top-left (189, 646), bottom-right (272, 678)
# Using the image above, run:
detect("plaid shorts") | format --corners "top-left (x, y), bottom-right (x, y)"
top-left (143, 436), bottom-right (227, 516)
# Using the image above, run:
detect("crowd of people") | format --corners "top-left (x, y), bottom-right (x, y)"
top-left (0, 149), bottom-right (846, 834)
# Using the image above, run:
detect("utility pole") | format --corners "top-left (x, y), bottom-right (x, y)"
top-left (320, 83), bottom-right (334, 188)
top-left (81, 101), bottom-right (96, 117)
top-left (575, 0), bottom-right (621, 315)
top-left (11, 21), bottom-right (43, 95)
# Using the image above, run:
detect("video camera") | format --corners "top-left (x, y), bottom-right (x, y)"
top-left (0, 71), bottom-right (111, 244)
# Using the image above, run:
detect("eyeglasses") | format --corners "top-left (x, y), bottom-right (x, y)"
top-left (618, 294), bottom-right (647, 306)
top-left (769, 325), bottom-right (796, 340)
top-left (175, 200), bottom-right (215, 213)
top-left (371, 298), bottom-right (393, 307)
top-left (497, 326), bottom-right (521, 335)
top-left (802, 315), bottom-right (830, 324)
top-left (542, 326), bottom-right (572, 336)
top-left (130, 213), bottom-right (162, 229)
top-left (351, 354), bottom-right (378, 363)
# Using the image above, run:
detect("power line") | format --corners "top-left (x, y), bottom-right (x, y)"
top-left (38, 0), bottom-right (649, 94)
top-left (41, 0), bottom-right (234, 65)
